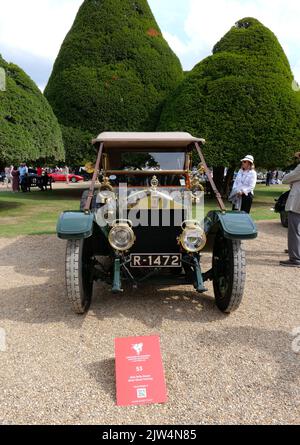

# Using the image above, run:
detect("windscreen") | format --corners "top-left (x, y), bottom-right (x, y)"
top-left (114, 152), bottom-right (186, 170)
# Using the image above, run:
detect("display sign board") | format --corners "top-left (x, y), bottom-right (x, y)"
top-left (115, 336), bottom-right (167, 407)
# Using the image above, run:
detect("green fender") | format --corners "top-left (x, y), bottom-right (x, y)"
top-left (205, 211), bottom-right (258, 240)
top-left (57, 211), bottom-right (94, 240)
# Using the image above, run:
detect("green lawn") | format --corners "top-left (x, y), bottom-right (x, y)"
top-left (0, 184), bottom-right (289, 237)
top-left (204, 184), bottom-right (289, 221)
top-left (0, 188), bottom-right (83, 237)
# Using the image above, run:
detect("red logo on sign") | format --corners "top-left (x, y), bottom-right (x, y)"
top-left (115, 336), bottom-right (168, 407)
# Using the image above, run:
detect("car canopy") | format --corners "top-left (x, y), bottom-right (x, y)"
top-left (92, 132), bottom-right (205, 150)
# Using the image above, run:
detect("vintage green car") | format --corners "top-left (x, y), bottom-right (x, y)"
top-left (57, 132), bottom-right (257, 314)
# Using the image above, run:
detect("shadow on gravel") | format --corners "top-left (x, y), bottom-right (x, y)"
top-left (0, 236), bottom-right (226, 328)
top-left (196, 327), bottom-right (300, 398)
top-left (0, 236), bottom-right (87, 329)
top-left (256, 221), bottom-right (287, 239)
top-left (0, 284), bottom-right (89, 329)
top-left (0, 276), bottom-right (225, 330)
top-left (91, 282), bottom-right (226, 328)
top-left (245, 250), bottom-right (289, 267)
top-left (246, 257), bottom-right (286, 267)
top-left (87, 359), bottom-right (116, 402)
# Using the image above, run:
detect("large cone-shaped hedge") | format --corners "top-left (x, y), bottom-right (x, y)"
top-left (158, 18), bottom-right (300, 168)
top-left (45, 0), bottom-right (183, 163)
top-left (0, 54), bottom-right (64, 165)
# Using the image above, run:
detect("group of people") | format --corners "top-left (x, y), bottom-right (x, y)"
top-left (2, 164), bottom-right (50, 192)
top-left (229, 152), bottom-right (300, 268)
top-left (266, 170), bottom-right (283, 186)
top-left (2, 164), bottom-right (29, 192)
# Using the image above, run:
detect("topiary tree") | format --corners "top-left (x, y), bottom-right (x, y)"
top-left (158, 17), bottom-right (300, 192)
top-left (60, 125), bottom-right (95, 167)
top-left (0, 54), bottom-right (64, 167)
top-left (44, 0), bottom-right (183, 165)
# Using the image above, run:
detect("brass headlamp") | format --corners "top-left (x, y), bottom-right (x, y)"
top-left (178, 220), bottom-right (206, 253)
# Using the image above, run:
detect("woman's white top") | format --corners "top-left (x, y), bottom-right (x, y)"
top-left (233, 169), bottom-right (257, 195)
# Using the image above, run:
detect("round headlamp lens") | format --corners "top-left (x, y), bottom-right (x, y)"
top-left (180, 227), bottom-right (206, 252)
top-left (109, 224), bottom-right (135, 251)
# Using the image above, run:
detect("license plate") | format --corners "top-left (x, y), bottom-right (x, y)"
top-left (130, 254), bottom-right (182, 268)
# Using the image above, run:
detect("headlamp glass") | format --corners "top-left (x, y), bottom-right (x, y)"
top-left (180, 224), bottom-right (206, 252)
top-left (109, 223), bottom-right (135, 251)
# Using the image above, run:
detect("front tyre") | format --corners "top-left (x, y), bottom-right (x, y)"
top-left (65, 239), bottom-right (94, 314)
top-left (213, 233), bottom-right (246, 313)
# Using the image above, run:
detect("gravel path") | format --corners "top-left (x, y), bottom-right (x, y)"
top-left (0, 220), bottom-right (299, 425)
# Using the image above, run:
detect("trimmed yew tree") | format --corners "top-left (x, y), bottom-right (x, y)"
top-left (0, 54), bottom-right (64, 165)
top-left (158, 18), bottom-right (300, 182)
top-left (45, 0), bottom-right (183, 164)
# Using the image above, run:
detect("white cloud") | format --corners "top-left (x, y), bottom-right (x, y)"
top-left (292, 60), bottom-right (300, 87)
top-left (0, 0), bottom-right (82, 61)
top-left (0, 0), bottom-right (299, 86)
top-left (161, 0), bottom-right (300, 81)
top-left (162, 32), bottom-right (190, 57)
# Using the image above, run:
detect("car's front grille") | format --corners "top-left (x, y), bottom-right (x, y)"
top-left (129, 210), bottom-right (184, 254)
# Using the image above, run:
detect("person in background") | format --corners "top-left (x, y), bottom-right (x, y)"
top-left (4, 166), bottom-right (11, 187)
top-left (65, 165), bottom-right (69, 184)
top-left (266, 171), bottom-right (271, 186)
top-left (37, 166), bottom-right (43, 176)
top-left (279, 152), bottom-right (300, 268)
top-left (19, 163), bottom-right (28, 183)
top-left (230, 155), bottom-right (257, 213)
top-left (41, 170), bottom-right (50, 191)
top-left (20, 173), bottom-right (30, 192)
top-left (11, 166), bottom-right (20, 192)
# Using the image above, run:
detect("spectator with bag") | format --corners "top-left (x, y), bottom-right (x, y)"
top-left (229, 155), bottom-right (257, 213)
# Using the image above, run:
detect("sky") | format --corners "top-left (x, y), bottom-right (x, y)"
top-left (0, 0), bottom-right (300, 91)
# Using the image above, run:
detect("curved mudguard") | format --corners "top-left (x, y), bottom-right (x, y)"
top-left (205, 210), bottom-right (258, 240)
top-left (57, 211), bottom-right (94, 240)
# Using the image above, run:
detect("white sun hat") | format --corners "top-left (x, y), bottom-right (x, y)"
top-left (241, 155), bottom-right (254, 164)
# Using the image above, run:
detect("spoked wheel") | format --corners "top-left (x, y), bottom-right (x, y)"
top-left (65, 238), bottom-right (94, 314)
top-left (212, 233), bottom-right (246, 313)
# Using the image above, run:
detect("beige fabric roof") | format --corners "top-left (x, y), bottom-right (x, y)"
top-left (92, 132), bottom-right (205, 149)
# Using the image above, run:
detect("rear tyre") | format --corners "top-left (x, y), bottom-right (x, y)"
top-left (65, 239), bottom-right (94, 314)
top-left (213, 233), bottom-right (246, 313)
top-left (280, 211), bottom-right (288, 228)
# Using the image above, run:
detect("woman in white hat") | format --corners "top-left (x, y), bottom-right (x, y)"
top-left (230, 155), bottom-right (257, 213)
